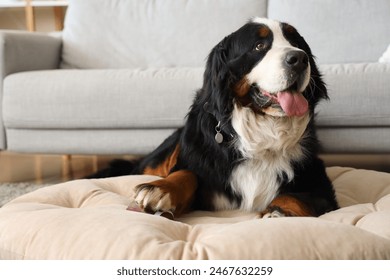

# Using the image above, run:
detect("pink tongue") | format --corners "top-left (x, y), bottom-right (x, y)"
top-left (277, 91), bottom-right (308, 117)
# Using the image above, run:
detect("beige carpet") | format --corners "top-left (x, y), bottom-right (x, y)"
top-left (0, 182), bottom-right (50, 207)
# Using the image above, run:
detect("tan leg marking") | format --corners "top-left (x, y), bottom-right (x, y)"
top-left (260, 194), bottom-right (315, 218)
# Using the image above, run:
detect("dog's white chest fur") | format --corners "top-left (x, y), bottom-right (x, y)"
top-left (225, 104), bottom-right (310, 211)
top-left (230, 156), bottom-right (287, 211)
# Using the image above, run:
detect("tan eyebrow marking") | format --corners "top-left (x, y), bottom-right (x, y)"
top-left (258, 26), bottom-right (270, 38)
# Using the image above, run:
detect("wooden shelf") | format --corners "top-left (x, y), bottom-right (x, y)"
top-left (0, 1), bottom-right (68, 8)
top-left (0, 0), bottom-right (68, 31)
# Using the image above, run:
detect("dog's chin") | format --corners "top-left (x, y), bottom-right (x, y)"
top-left (249, 90), bottom-right (286, 117)
top-left (261, 105), bottom-right (286, 117)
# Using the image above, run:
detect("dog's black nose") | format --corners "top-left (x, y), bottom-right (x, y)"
top-left (284, 50), bottom-right (308, 72)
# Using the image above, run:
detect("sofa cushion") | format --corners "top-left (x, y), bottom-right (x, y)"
top-left (0, 167), bottom-right (390, 259)
top-left (317, 127), bottom-right (390, 154)
top-left (3, 68), bottom-right (203, 130)
top-left (316, 63), bottom-right (390, 127)
top-left (61, 0), bottom-right (267, 69)
top-left (379, 44), bottom-right (390, 63)
top-left (268, 0), bottom-right (390, 64)
top-left (5, 64), bottom-right (390, 131)
top-left (5, 128), bottom-right (176, 155)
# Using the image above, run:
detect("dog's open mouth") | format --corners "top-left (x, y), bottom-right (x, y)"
top-left (251, 83), bottom-right (309, 117)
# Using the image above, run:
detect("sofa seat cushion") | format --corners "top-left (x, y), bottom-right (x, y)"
top-left (3, 68), bottom-right (203, 129)
top-left (1, 167), bottom-right (390, 260)
top-left (4, 63), bottom-right (390, 130)
top-left (5, 128), bottom-right (176, 155)
top-left (316, 63), bottom-right (390, 127)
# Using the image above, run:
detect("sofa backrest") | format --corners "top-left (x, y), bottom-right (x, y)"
top-left (61, 0), bottom-right (267, 69)
top-left (61, 0), bottom-right (390, 69)
top-left (268, 0), bottom-right (390, 64)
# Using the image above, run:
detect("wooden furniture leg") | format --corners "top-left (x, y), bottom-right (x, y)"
top-left (34, 155), bottom-right (42, 184)
top-left (62, 155), bottom-right (72, 181)
top-left (92, 156), bottom-right (99, 173)
top-left (53, 6), bottom-right (64, 31)
top-left (25, 0), bottom-right (35, 32)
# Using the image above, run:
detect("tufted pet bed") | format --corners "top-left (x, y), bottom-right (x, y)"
top-left (0, 166), bottom-right (390, 259)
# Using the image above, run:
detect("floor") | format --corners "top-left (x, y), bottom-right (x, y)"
top-left (0, 151), bottom-right (138, 184)
top-left (0, 151), bottom-right (390, 184)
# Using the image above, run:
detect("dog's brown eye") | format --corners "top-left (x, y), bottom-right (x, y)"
top-left (255, 43), bottom-right (266, 51)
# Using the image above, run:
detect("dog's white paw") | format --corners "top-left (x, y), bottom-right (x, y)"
top-left (134, 183), bottom-right (176, 213)
top-left (260, 209), bottom-right (286, 219)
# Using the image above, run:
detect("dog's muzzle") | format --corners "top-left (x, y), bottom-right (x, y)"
top-left (250, 50), bottom-right (310, 117)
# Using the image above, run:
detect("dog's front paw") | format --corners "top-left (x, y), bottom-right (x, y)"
top-left (259, 206), bottom-right (287, 219)
top-left (134, 182), bottom-right (176, 214)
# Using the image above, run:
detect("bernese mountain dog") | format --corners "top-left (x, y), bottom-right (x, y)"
top-left (92, 18), bottom-right (339, 218)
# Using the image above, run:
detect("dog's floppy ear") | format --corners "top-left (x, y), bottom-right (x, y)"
top-left (201, 36), bottom-right (235, 123)
top-left (204, 36), bottom-right (230, 89)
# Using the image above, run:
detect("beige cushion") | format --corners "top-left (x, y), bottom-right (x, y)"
top-left (1, 167), bottom-right (390, 259)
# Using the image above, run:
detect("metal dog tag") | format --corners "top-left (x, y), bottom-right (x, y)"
top-left (215, 132), bottom-right (224, 144)
top-left (214, 121), bottom-right (224, 144)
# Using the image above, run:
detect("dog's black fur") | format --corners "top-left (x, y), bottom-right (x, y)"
top-left (90, 19), bottom-right (338, 218)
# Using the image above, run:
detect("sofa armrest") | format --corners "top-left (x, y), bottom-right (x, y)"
top-left (0, 31), bottom-right (62, 150)
top-left (0, 30), bottom-right (62, 77)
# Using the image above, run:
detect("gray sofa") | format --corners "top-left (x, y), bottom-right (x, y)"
top-left (1, 0), bottom-right (390, 155)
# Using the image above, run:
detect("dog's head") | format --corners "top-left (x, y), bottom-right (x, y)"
top-left (203, 18), bottom-right (327, 118)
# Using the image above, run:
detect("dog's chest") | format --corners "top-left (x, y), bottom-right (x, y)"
top-left (216, 105), bottom-right (310, 211)
top-left (229, 156), bottom-right (291, 211)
